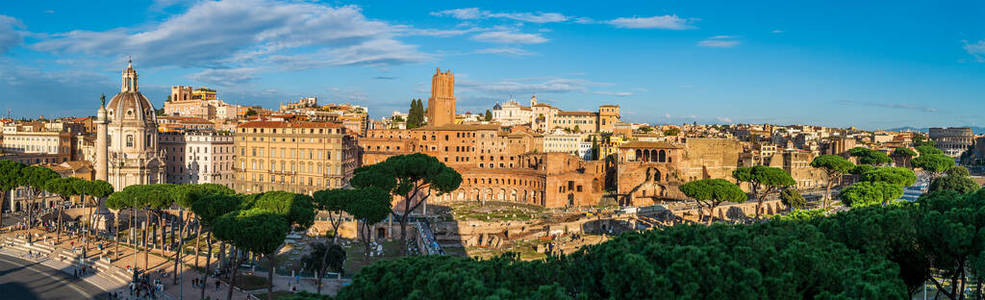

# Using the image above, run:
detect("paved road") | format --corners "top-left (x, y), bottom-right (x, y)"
top-left (0, 254), bottom-right (108, 300)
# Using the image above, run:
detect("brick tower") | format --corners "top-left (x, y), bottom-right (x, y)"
top-left (427, 68), bottom-right (456, 127)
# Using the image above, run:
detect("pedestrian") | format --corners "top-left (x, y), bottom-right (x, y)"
top-left (192, 277), bottom-right (197, 287)
top-left (215, 279), bottom-right (220, 291)
top-left (73, 269), bottom-right (78, 279)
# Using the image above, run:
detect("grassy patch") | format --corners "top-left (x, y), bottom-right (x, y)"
top-left (234, 274), bottom-right (271, 291)
top-left (342, 240), bottom-right (404, 275)
top-left (251, 290), bottom-right (296, 300)
top-left (438, 201), bottom-right (548, 222)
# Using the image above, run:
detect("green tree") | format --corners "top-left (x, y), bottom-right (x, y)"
top-left (678, 179), bottom-right (746, 224)
top-left (839, 181), bottom-right (904, 207)
top-left (45, 177), bottom-right (81, 243)
top-left (312, 189), bottom-right (349, 244)
top-left (250, 191), bottom-right (315, 300)
top-left (911, 153), bottom-right (955, 177)
top-left (80, 180), bottom-right (112, 252)
top-left (190, 192), bottom-right (241, 300)
top-left (779, 187), bottom-right (806, 210)
top-left (214, 209), bottom-right (289, 300)
top-left (891, 147), bottom-right (917, 167)
top-left (915, 145), bottom-right (942, 156)
top-left (406, 99), bottom-right (423, 129)
top-left (663, 127), bottom-right (680, 136)
top-left (484, 109), bottom-right (493, 121)
top-left (21, 165), bottom-right (59, 239)
top-left (351, 153), bottom-right (461, 255)
top-left (912, 135), bottom-right (935, 148)
top-left (810, 154), bottom-right (855, 208)
top-left (859, 167), bottom-right (917, 186)
top-left (344, 187), bottom-right (392, 262)
top-left (848, 147), bottom-right (892, 165)
top-left (301, 242), bottom-right (346, 294)
top-left (0, 160), bottom-right (26, 229)
top-left (169, 183), bottom-right (232, 284)
top-left (928, 166), bottom-right (979, 194)
top-left (732, 166), bottom-right (796, 218)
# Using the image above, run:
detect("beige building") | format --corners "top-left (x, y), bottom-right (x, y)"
top-left (543, 130), bottom-right (586, 156)
top-left (1, 123), bottom-right (74, 163)
top-left (233, 121), bottom-right (360, 195)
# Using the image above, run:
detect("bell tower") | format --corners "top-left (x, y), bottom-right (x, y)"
top-left (427, 68), bottom-right (456, 127)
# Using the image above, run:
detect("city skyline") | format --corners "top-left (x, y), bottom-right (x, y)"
top-left (0, 0), bottom-right (983, 129)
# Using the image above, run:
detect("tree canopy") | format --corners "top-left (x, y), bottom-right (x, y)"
top-left (810, 154), bottom-right (855, 174)
top-left (848, 147), bottom-right (892, 165)
top-left (859, 167), bottom-right (917, 186)
top-left (779, 187), bottom-right (806, 209)
top-left (911, 154), bottom-right (955, 175)
top-left (839, 181), bottom-right (904, 207)
top-left (252, 191), bottom-right (316, 229)
top-left (892, 147), bottom-right (918, 158)
top-left (915, 145), bottom-right (943, 156)
top-left (679, 179), bottom-right (746, 223)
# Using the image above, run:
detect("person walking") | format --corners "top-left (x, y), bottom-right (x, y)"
top-left (215, 279), bottom-right (221, 291)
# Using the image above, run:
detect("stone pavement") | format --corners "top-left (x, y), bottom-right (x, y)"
top-left (1, 229), bottom-right (349, 300)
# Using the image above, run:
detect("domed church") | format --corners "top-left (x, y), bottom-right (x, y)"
top-left (94, 60), bottom-right (165, 190)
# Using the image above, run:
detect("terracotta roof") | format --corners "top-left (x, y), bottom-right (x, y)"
top-left (237, 121), bottom-right (342, 128)
top-left (532, 103), bottom-right (554, 108)
top-left (618, 141), bottom-right (684, 149)
top-left (600, 104), bottom-right (620, 107)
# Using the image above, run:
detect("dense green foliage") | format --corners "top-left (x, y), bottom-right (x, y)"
top-left (731, 165), bottom-right (795, 218)
top-left (839, 181), bottom-right (904, 207)
top-left (848, 147), bottom-right (892, 166)
top-left (407, 99), bottom-right (425, 129)
top-left (810, 154), bottom-right (855, 208)
top-left (911, 154), bottom-right (955, 175)
top-left (915, 145), bottom-right (943, 156)
top-left (339, 187), bottom-right (985, 299)
top-left (929, 166), bottom-right (980, 194)
top-left (779, 187), bottom-right (806, 209)
top-left (859, 167), bottom-right (917, 186)
top-left (338, 221), bottom-right (907, 299)
top-left (351, 153), bottom-right (461, 254)
top-left (679, 179), bottom-right (745, 223)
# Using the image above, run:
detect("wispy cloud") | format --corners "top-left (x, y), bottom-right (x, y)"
top-left (698, 35), bottom-right (740, 48)
top-left (771, 29), bottom-right (784, 34)
top-left (472, 31), bottom-right (548, 44)
top-left (963, 40), bottom-right (985, 62)
top-left (188, 67), bottom-right (258, 86)
top-left (838, 100), bottom-right (937, 113)
top-left (607, 15), bottom-right (695, 30)
top-left (33, 1), bottom-right (427, 72)
top-left (475, 47), bottom-right (536, 56)
top-left (431, 8), bottom-right (568, 23)
top-left (592, 91), bottom-right (633, 97)
top-left (0, 15), bottom-right (23, 54)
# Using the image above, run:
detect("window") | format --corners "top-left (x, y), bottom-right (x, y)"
top-left (126, 135), bottom-right (134, 147)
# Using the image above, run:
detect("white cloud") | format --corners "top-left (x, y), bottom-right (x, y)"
top-left (607, 15), bottom-right (694, 30)
top-left (458, 78), bottom-right (604, 95)
top-left (592, 91), bottom-right (633, 97)
top-left (475, 48), bottom-right (536, 56)
top-left (34, 1), bottom-right (425, 70)
top-left (472, 31), bottom-right (548, 44)
top-left (431, 8), bottom-right (568, 23)
top-left (698, 36), bottom-right (740, 48)
top-left (188, 67), bottom-right (259, 86)
top-left (488, 12), bottom-right (568, 23)
top-left (716, 117), bottom-right (733, 123)
top-left (771, 29), bottom-right (784, 34)
top-left (0, 16), bottom-right (23, 54)
top-left (963, 40), bottom-right (985, 62)
top-left (430, 8), bottom-right (483, 20)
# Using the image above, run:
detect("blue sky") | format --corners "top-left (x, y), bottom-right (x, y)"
top-left (0, 0), bottom-right (983, 129)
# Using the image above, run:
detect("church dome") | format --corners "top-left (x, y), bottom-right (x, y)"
top-left (105, 60), bottom-right (156, 123)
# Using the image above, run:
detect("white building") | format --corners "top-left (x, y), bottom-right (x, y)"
top-left (491, 98), bottom-right (533, 126)
top-left (160, 131), bottom-right (235, 186)
top-left (543, 129), bottom-right (586, 157)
